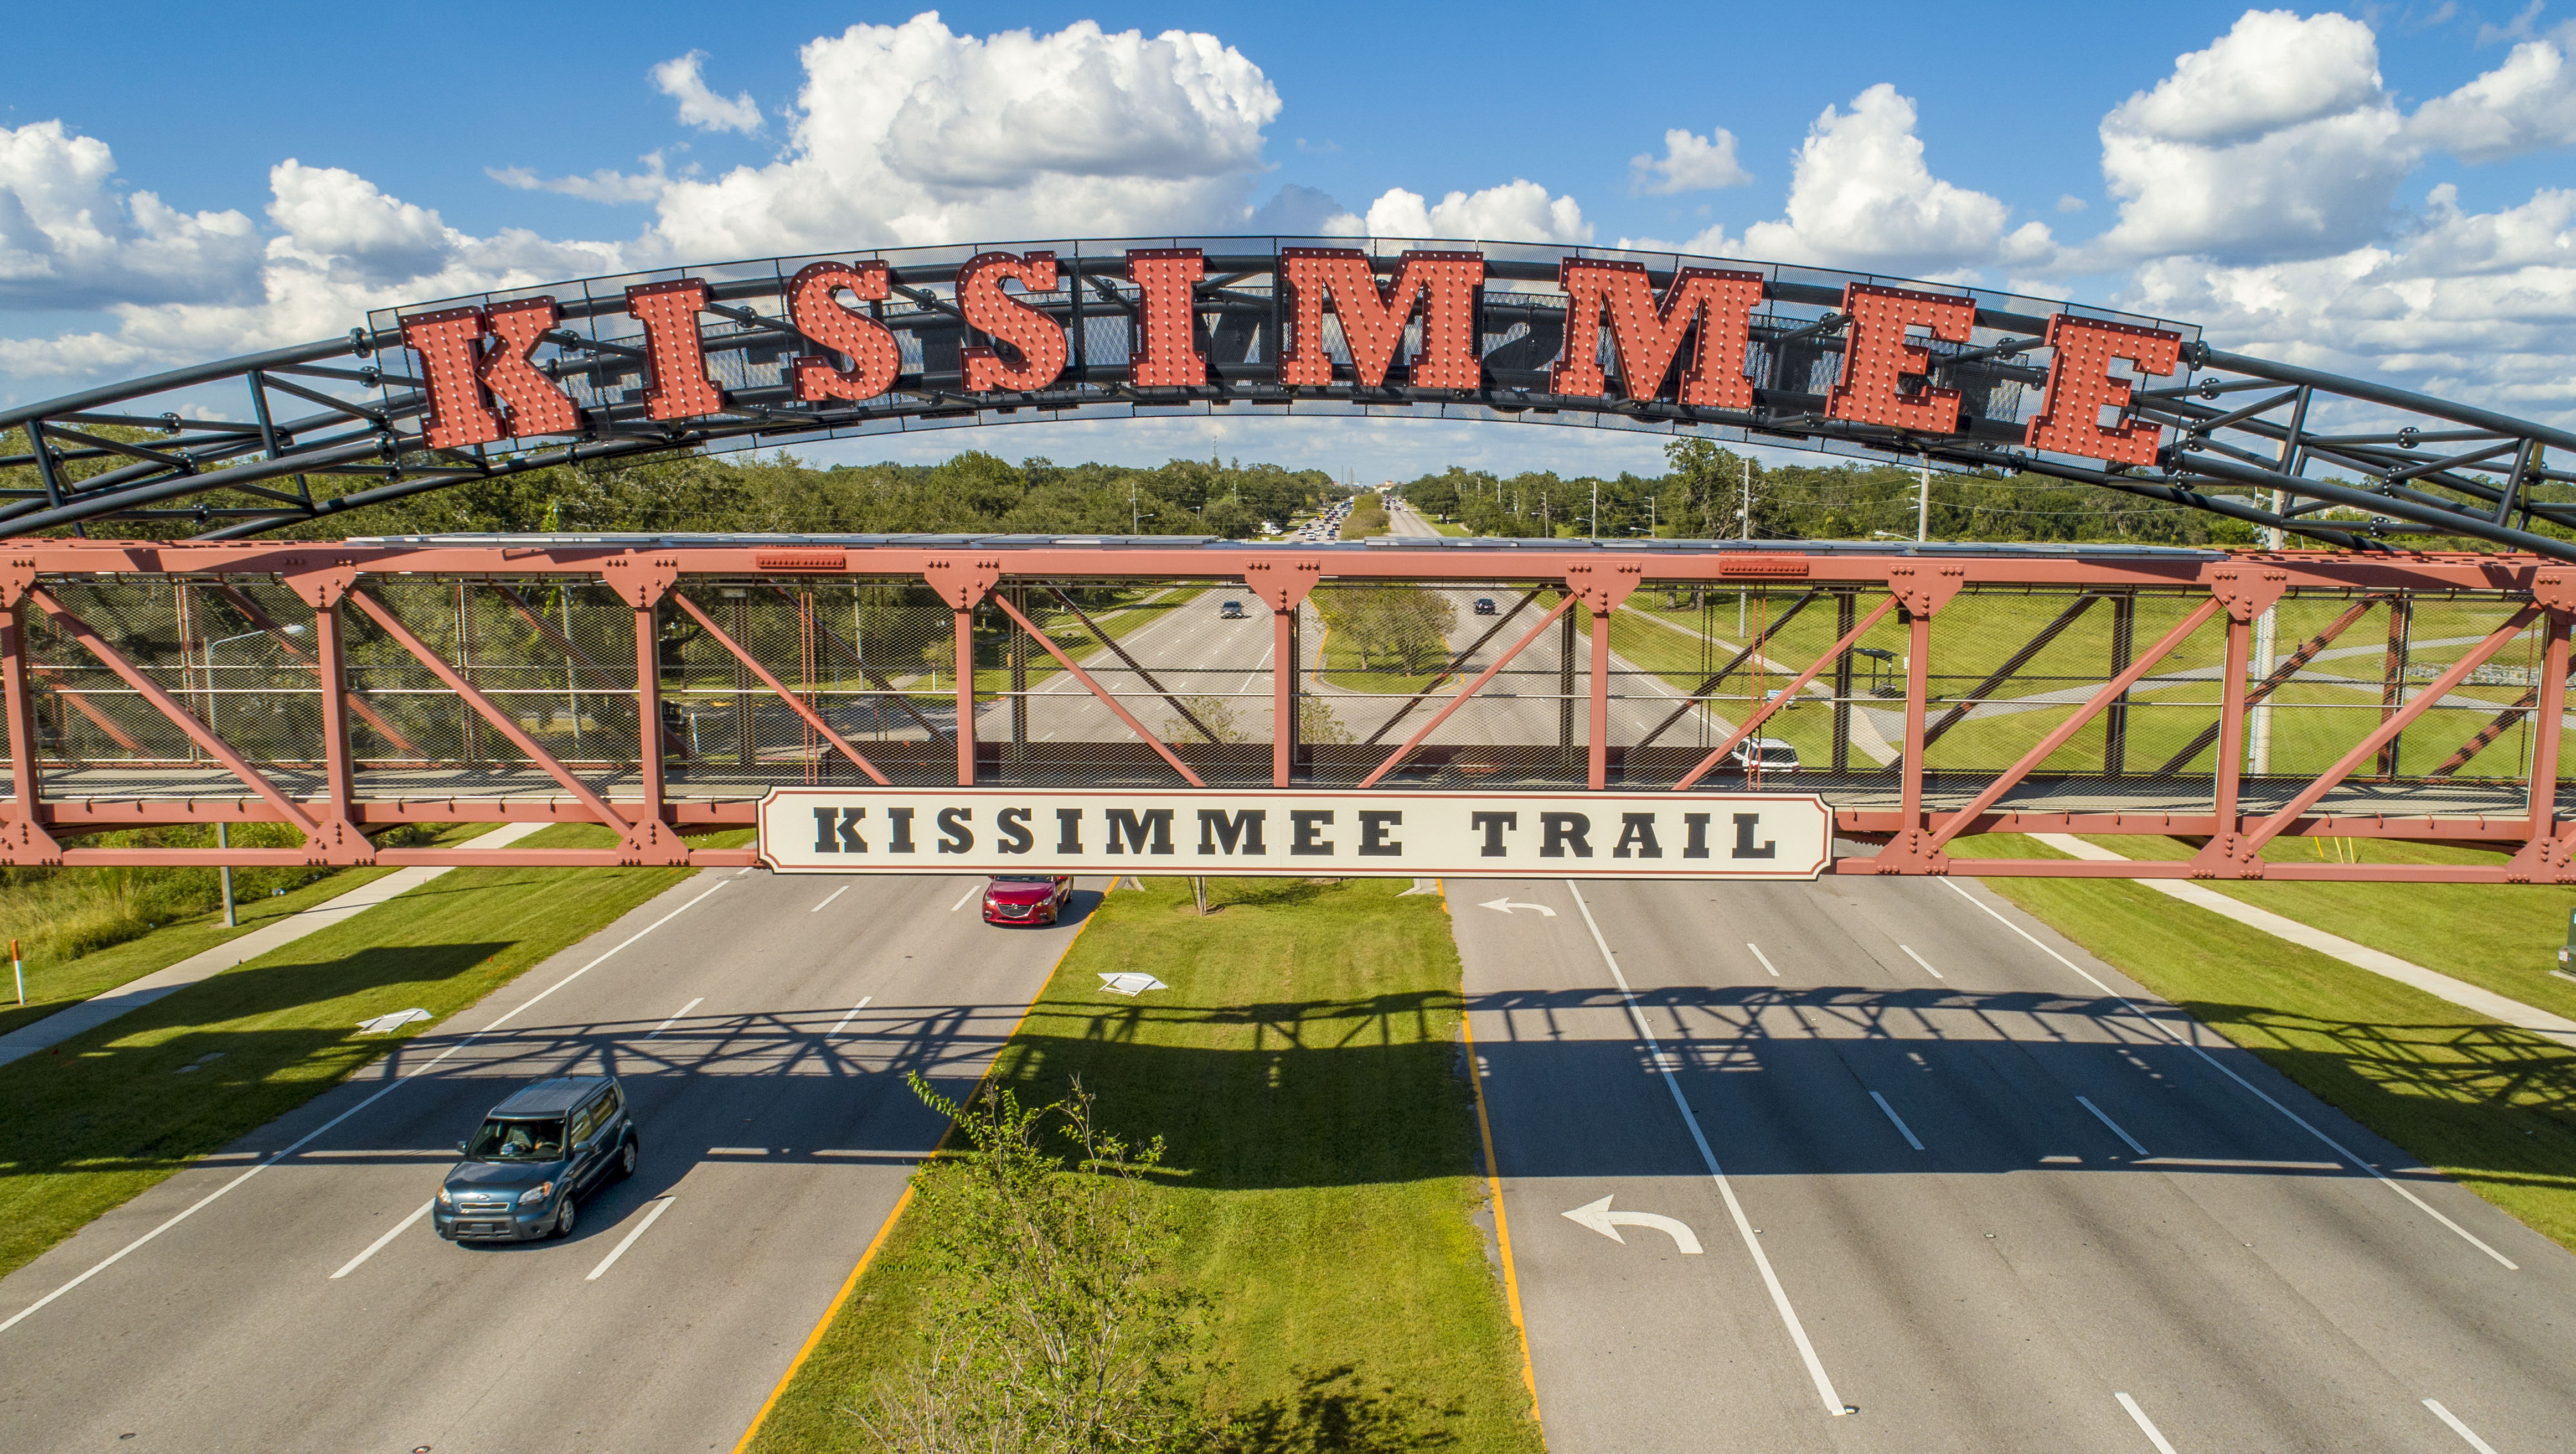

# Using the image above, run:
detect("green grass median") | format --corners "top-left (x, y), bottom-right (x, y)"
top-left (749, 876), bottom-right (1542, 1454)
top-left (0, 824), bottom-right (747, 1283)
top-left (1957, 834), bottom-right (2576, 1254)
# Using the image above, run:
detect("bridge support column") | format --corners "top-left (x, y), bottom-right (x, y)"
top-left (954, 607), bottom-right (975, 786)
top-left (1588, 601), bottom-right (1613, 790)
top-left (2510, 576), bottom-right (2576, 881)
top-left (635, 601), bottom-right (667, 832)
top-left (283, 563), bottom-right (371, 864)
top-left (0, 577), bottom-right (63, 865)
top-left (1273, 606), bottom-right (1295, 788)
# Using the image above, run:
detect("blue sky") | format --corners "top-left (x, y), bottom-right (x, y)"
top-left (6, 2), bottom-right (2574, 481)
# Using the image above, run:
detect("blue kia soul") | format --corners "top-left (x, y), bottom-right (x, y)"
top-left (433, 1075), bottom-right (638, 1243)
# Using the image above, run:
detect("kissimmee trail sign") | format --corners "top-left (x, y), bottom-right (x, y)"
top-left (757, 789), bottom-right (1833, 880)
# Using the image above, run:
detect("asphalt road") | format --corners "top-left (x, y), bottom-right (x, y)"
top-left (1455, 871), bottom-right (2576, 1453)
top-left (0, 868), bottom-right (1090, 1453)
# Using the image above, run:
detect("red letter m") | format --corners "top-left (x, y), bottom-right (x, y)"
top-left (1277, 248), bottom-right (1484, 389)
top-left (1552, 260), bottom-right (1763, 409)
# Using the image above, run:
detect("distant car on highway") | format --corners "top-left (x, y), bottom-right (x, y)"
top-left (1726, 738), bottom-right (1801, 773)
top-left (434, 1075), bottom-right (636, 1243)
top-left (984, 875), bottom-right (1073, 925)
top-left (1474, 597), bottom-right (1496, 615)
top-left (1220, 598), bottom-right (1247, 618)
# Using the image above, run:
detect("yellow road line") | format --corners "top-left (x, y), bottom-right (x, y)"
top-left (1443, 877), bottom-right (1543, 1427)
top-left (728, 888), bottom-right (1099, 1454)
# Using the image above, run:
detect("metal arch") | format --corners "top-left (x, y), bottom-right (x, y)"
top-left (1, 235), bottom-right (2568, 558)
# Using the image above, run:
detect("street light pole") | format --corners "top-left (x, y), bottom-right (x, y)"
top-left (1917, 453), bottom-right (1931, 543)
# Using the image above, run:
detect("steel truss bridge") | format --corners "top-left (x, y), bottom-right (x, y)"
top-left (1, 235), bottom-right (2572, 882)
top-left (1, 535), bottom-right (2570, 883)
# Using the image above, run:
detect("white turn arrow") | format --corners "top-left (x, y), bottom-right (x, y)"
top-left (1479, 897), bottom-right (1556, 917)
top-left (1562, 1194), bottom-right (1702, 1254)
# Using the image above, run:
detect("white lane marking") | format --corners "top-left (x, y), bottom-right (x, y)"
top-left (329, 1198), bottom-right (433, 1280)
top-left (2078, 1096), bottom-right (2151, 1157)
top-left (1938, 878), bottom-right (2520, 1271)
top-left (1569, 883), bottom-right (1849, 1417)
top-left (949, 882), bottom-right (984, 912)
top-left (808, 885), bottom-right (850, 914)
top-left (646, 997), bottom-right (703, 1039)
top-left (2424, 1399), bottom-right (2501, 1453)
top-left (1870, 1091), bottom-right (1925, 1151)
top-left (0, 876), bottom-right (732, 1336)
top-left (1746, 943), bottom-right (1782, 978)
top-left (825, 996), bottom-right (873, 1039)
top-left (1562, 1194), bottom-right (1702, 1253)
top-left (2115, 1392), bottom-right (2181, 1454)
top-left (1899, 944), bottom-right (1946, 980)
top-left (585, 1196), bottom-right (675, 1281)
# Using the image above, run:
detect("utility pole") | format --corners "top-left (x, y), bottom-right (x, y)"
top-left (1917, 453), bottom-right (1931, 543)
top-left (1589, 478), bottom-right (1598, 539)
top-left (1130, 481), bottom-right (1139, 534)
top-left (2250, 485), bottom-right (2286, 774)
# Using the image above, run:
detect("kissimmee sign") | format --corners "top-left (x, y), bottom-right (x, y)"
top-left (399, 244), bottom-right (2181, 469)
top-left (756, 789), bottom-right (1831, 881)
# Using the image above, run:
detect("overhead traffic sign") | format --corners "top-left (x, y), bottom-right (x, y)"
top-left (756, 788), bottom-right (1831, 880)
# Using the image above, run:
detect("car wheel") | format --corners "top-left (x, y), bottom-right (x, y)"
top-left (553, 1196), bottom-right (578, 1239)
top-left (616, 1139), bottom-right (638, 1181)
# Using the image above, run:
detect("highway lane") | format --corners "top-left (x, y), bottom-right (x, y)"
top-left (1457, 873), bottom-right (2576, 1452)
top-left (0, 867), bottom-right (1089, 1453)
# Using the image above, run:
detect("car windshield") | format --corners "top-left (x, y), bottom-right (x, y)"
top-left (468, 1117), bottom-right (564, 1160)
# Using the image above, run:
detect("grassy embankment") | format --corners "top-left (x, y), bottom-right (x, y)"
top-left (1952, 833), bottom-right (2576, 1254)
top-left (1339, 496), bottom-right (1391, 539)
top-left (0, 823), bottom-right (498, 1040)
top-left (748, 876), bottom-right (1542, 1454)
top-left (0, 823), bottom-right (750, 1282)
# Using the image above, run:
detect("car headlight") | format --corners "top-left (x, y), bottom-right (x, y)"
top-left (436, 1186), bottom-right (453, 1207)
top-left (517, 1181), bottom-right (554, 1207)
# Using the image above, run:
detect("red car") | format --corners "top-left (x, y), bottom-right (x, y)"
top-left (982, 875), bottom-right (1073, 925)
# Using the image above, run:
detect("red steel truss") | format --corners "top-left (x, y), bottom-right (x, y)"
top-left (3, 535), bottom-right (2570, 883)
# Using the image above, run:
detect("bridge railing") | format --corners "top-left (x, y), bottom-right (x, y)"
top-left (1, 536), bottom-right (2568, 883)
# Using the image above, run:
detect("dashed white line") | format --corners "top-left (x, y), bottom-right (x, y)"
top-left (1869, 1091), bottom-right (1925, 1151)
top-left (1899, 944), bottom-right (1945, 980)
top-left (2115, 1392), bottom-right (2181, 1453)
top-left (1572, 885), bottom-right (1848, 1418)
top-left (1746, 943), bottom-right (1782, 978)
top-left (2078, 1096), bottom-right (2151, 1157)
top-left (646, 997), bottom-right (703, 1039)
top-left (329, 1198), bottom-right (433, 1279)
top-left (2424, 1399), bottom-right (2501, 1452)
top-left (0, 875), bottom-right (732, 1336)
top-left (826, 996), bottom-right (873, 1039)
top-left (585, 1196), bottom-right (675, 1281)
top-left (949, 882), bottom-right (984, 912)
top-left (809, 885), bottom-right (851, 913)
top-left (1938, 877), bottom-right (2520, 1271)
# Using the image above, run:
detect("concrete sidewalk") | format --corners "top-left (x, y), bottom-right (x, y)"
top-left (2030, 832), bottom-right (2576, 1050)
top-left (0, 822), bottom-right (550, 1068)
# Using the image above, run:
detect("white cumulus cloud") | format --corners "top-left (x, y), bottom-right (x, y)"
top-left (1720, 84), bottom-right (2052, 278)
top-left (651, 51), bottom-right (763, 135)
top-left (1629, 127), bottom-right (1751, 195)
top-left (0, 120), bottom-right (263, 310)
top-left (2408, 35), bottom-right (2576, 163)
top-left (1328, 179), bottom-right (1591, 244)
top-left (2084, 11), bottom-right (2410, 266)
top-left (648, 14), bottom-right (1279, 258)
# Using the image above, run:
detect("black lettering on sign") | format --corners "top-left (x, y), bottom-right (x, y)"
top-left (997, 806), bottom-right (1033, 853)
top-left (1289, 810), bottom-right (1335, 856)
top-left (1106, 808), bottom-right (1175, 855)
top-left (1540, 812), bottom-right (1592, 858)
top-left (889, 807), bottom-right (917, 853)
top-left (1471, 811), bottom-right (1517, 857)
top-left (1612, 813), bottom-right (1661, 859)
top-left (812, 806), bottom-right (866, 853)
top-left (937, 807), bottom-right (974, 853)
top-left (1358, 811), bottom-right (1403, 856)
top-left (1732, 813), bottom-right (1777, 860)
top-left (1682, 813), bottom-right (1710, 859)
top-left (1198, 809), bottom-right (1266, 856)
top-left (1056, 807), bottom-right (1084, 853)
